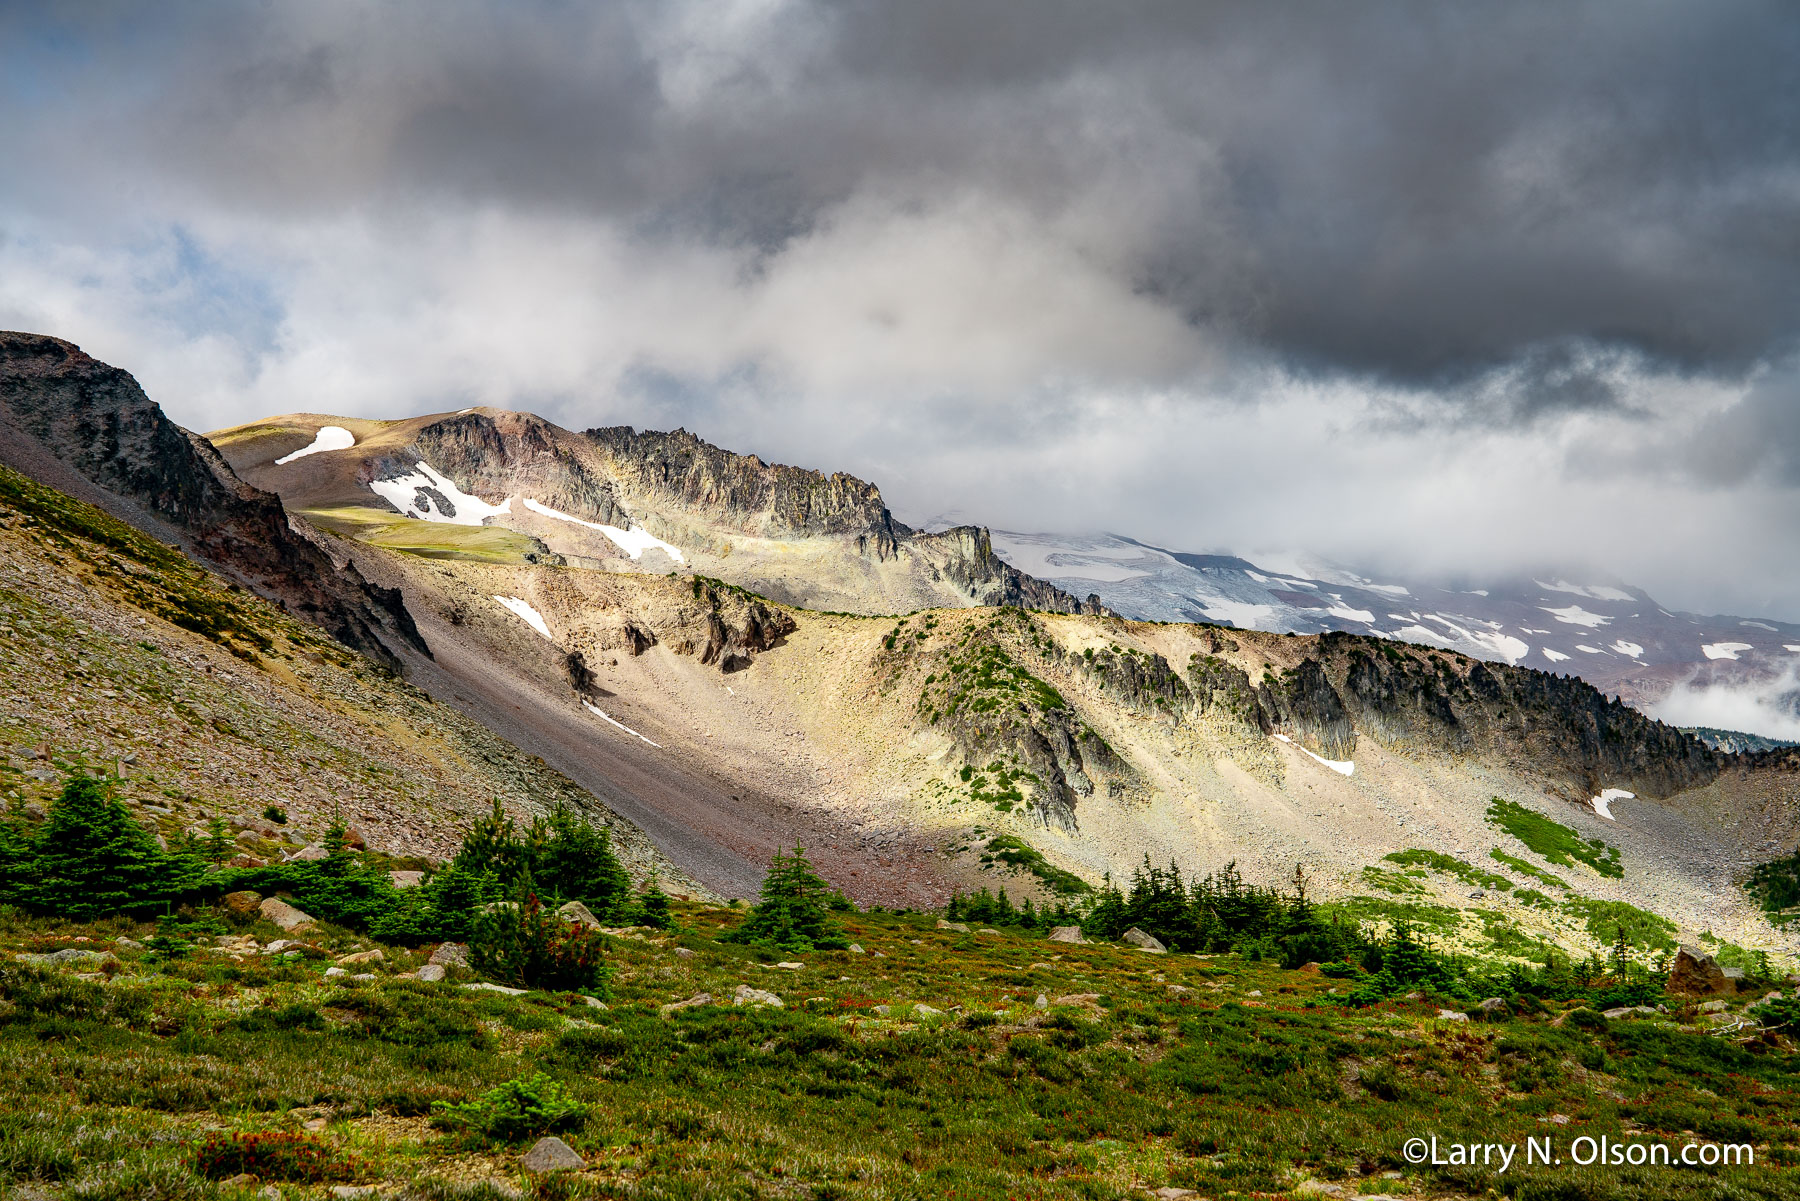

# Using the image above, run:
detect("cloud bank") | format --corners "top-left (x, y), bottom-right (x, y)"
top-left (0, 1), bottom-right (1796, 616)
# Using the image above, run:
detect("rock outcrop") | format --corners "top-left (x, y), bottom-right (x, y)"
top-left (0, 332), bottom-right (427, 671)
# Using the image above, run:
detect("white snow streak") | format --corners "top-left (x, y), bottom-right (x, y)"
top-left (492, 595), bottom-right (552, 640)
top-left (523, 498), bottom-right (687, 563)
top-left (1326, 605), bottom-right (1376, 623)
top-left (370, 460), bottom-right (512, 525)
top-left (1702, 642), bottom-right (1754, 660)
top-left (1535, 579), bottom-right (1634, 603)
top-left (1590, 788), bottom-right (1633, 821)
top-left (1542, 648), bottom-right (1571, 662)
top-left (1610, 641), bottom-right (1644, 658)
top-left (582, 700), bottom-right (662, 748)
top-left (1272, 733), bottom-right (1355, 776)
top-left (275, 425), bottom-right (355, 464)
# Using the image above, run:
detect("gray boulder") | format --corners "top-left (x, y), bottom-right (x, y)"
top-left (520, 1136), bottom-right (585, 1173)
top-left (733, 984), bottom-right (783, 1009)
top-left (1121, 927), bottom-right (1168, 954)
top-left (660, 992), bottom-right (713, 1014)
top-left (259, 897), bottom-right (317, 932)
top-left (1047, 926), bottom-right (1086, 944)
top-left (429, 943), bottom-right (470, 969)
top-left (1668, 945), bottom-right (1732, 996)
top-left (16, 948), bottom-right (117, 969)
top-left (936, 919), bottom-right (970, 933)
top-left (416, 964), bottom-right (447, 983)
top-left (557, 901), bottom-right (601, 928)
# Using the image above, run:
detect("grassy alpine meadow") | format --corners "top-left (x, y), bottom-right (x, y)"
top-left (4, 901), bottom-right (1800, 1201)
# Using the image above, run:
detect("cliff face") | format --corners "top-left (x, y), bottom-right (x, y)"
top-left (0, 333), bottom-right (426, 670)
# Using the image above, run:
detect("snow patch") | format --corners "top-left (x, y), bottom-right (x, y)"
top-left (275, 425), bottom-right (355, 464)
top-left (1326, 605), bottom-right (1375, 623)
top-left (522, 497), bottom-right (687, 563)
top-left (582, 700), bottom-right (662, 748)
top-left (1702, 642), bottom-right (1754, 661)
top-left (1576, 645), bottom-right (1605, 654)
top-left (1197, 597), bottom-right (1274, 629)
top-left (1272, 733), bottom-right (1354, 776)
top-left (492, 596), bottom-right (552, 640)
top-left (1540, 604), bottom-right (1612, 628)
top-left (1535, 579), bottom-right (1634, 603)
top-left (1740, 620), bottom-right (1778, 632)
top-left (1610, 641), bottom-right (1644, 658)
top-left (1542, 648), bottom-right (1571, 663)
top-left (370, 460), bottom-right (512, 525)
top-left (1363, 583), bottom-right (1411, 597)
top-left (1590, 788), bottom-right (1633, 821)
top-left (1244, 569), bottom-right (1271, 584)
top-left (1787, 644), bottom-right (1800, 653)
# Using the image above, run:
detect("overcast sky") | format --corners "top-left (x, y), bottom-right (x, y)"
top-left (2, 2), bottom-right (1796, 617)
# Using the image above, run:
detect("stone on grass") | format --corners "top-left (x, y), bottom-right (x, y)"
top-left (324, 967), bottom-right (348, 979)
top-left (1034, 994), bottom-right (1048, 1009)
top-left (1477, 997), bottom-right (1508, 1018)
top-left (17, 948), bottom-right (117, 969)
top-left (936, 920), bottom-right (970, 933)
top-left (581, 996), bottom-right (608, 1010)
top-left (1121, 927), bottom-right (1167, 953)
top-left (1438, 1009), bottom-right (1470, 1022)
top-left (416, 964), bottom-right (447, 983)
top-left (848, 944), bottom-right (864, 954)
top-left (1047, 926), bottom-right (1086, 944)
top-left (661, 992), bottom-right (714, 1014)
top-left (429, 943), bottom-right (470, 968)
top-left (774, 961), bottom-right (804, 970)
top-left (337, 949), bottom-right (384, 965)
top-left (1149, 1188), bottom-right (1197, 1199)
top-left (286, 844), bottom-right (328, 862)
top-left (389, 870), bottom-right (425, 888)
top-left (330, 1185), bottom-right (378, 1199)
top-left (1668, 945), bottom-right (1731, 996)
top-left (674, 947), bottom-right (696, 959)
top-left (557, 901), bottom-right (601, 928)
top-left (733, 985), bottom-right (782, 1009)
top-left (463, 982), bottom-right (528, 996)
top-left (259, 897), bottom-right (317, 932)
top-left (912, 1004), bottom-right (945, 1019)
top-left (520, 1136), bottom-right (585, 1173)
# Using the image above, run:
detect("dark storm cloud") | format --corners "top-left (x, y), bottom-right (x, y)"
top-left (6, 0), bottom-right (1797, 400)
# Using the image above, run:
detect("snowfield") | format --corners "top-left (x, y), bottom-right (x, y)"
top-left (275, 426), bottom-right (355, 464)
top-left (1701, 642), bottom-right (1754, 661)
top-left (1325, 605), bottom-right (1375, 623)
top-left (1536, 580), bottom-right (1634, 603)
top-left (370, 460), bottom-right (512, 525)
top-left (1542, 648), bottom-right (1571, 662)
top-left (492, 595), bottom-right (552, 640)
top-left (1610, 641), bottom-right (1644, 658)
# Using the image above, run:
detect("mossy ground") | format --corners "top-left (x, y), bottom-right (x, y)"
top-left (4, 903), bottom-right (1798, 1201)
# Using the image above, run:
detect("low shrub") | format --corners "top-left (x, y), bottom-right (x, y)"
top-left (468, 894), bottom-right (610, 992)
top-left (429, 1072), bottom-right (587, 1145)
top-left (192, 1132), bottom-right (357, 1182)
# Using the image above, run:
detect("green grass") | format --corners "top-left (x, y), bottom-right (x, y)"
top-left (1560, 897), bottom-right (1679, 953)
top-left (6, 903), bottom-right (1796, 1200)
top-left (1487, 798), bottom-right (1623, 879)
top-left (980, 835), bottom-right (1092, 896)
top-left (300, 506), bottom-right (546, 564)
top-left (1490, 848), bottom-right (1569, 889)
top-left (1383, 848), bottom-right (1513, 892)
top-left (1358, 866), bottom-right (1428, 896)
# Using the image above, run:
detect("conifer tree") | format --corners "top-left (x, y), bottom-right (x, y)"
top-left (723, 846), bottom-right (847, 951)
top-left (204, 817), bottom-right (233, 868)
top-left (31, 774), bottom-right (185, 917)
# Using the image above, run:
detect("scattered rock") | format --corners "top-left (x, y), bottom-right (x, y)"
top-left (463, 982), bottom-right (528, 996)
top-left (1294, 1183), bottom-right (1347, 1199)
top-left (429, 943), bottom-right (470, 969)
top-left (16, 948), bottom-right (117, 969)
top-left (1668, 945), bottom-right (1731, 996)
top-left (913, 1004), bottom-right (945, 1019)
top-left (1477, 997), bottom-right (1509, 1018)
top-left (873, 1004), bottom-right (892, 1016)
top-left (324, 967), bottom-right (348, 979)
top-left (581, 996), bottom-right (608, 1009)
top-left (977, 928), bottom-right (1002, 935)
top-left (329, 1186), bottom-right (378, 1199)
top-left (337, 949), bottom-right (385, 965)
top-left (389, 871), bottom-right (425, 889)
top-left (1699, 999), bottom-right (1728, 1013)
top-left (114, 937), bottom-right (143, 951)
top-left (416, 964), bottom-right (447, 983)
top-left (285, 844), bottom-right (328, 863)
top-left (350, 973), bottom-right (376, 981)
top-left (1053, 993), bottom-right (1101, 1006)
top-left (339, 825), bottom-right (369, 850)
top-left (520, 1135), bottom-right (586, 1173)
top-left (661, 992), bottom-right (714, 1014)
top-left (259, 897), bottom-right (317, 932)
top-left (1121, 927), bottom-right (1167, 954)
top-left (848, 943), bottom-right (865, 954)
top-left (937, 920), bottom-right (970, 933)
top-left (1437, 1009), bottom-right (1470, 1022)
top-left (557, 900), bottom-right (601, 928)
top-left (733, 985), bottom-right (782, 1009)
top-left (1035, 994), bottom-right (1048, 1008)
top-left (303, 1117), bottom-right (329, 1132)
top-left (1246, 989), bottom-right (1263, 997)
top-left (774, 961), bottom-right (804, 970)
top-left (1149, 1188), bottom-right (1197, 1200)
top-left (1047, 926), bottom-right (1086, 944)
top-left (674, 947), bottom-right (696, 959)
top-left (1601, 1005), bottom-right (1658, 1019)
top-left (222, 890), bottom-right (263, 916)
top-left (259, 1187), bottom-right (282, 1201)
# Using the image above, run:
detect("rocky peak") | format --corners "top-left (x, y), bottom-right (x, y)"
top-left (0, 331), bottom-right (427, 671)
